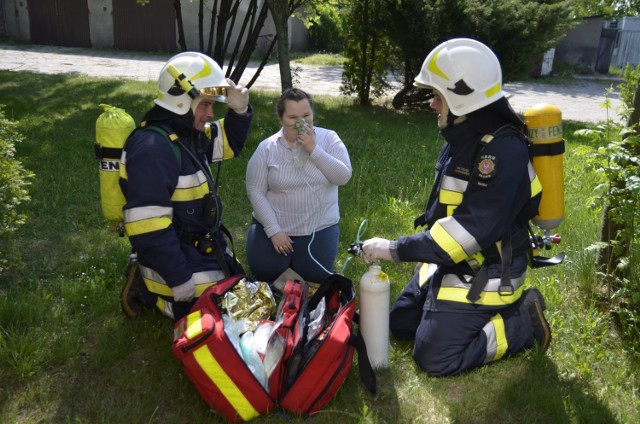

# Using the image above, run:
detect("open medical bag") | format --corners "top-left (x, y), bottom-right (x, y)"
top-left (279, 273), bottom-right (376, 415)
top-left (172, 274), bottom-right (376, 422)
top-left (171, 275), bottom-right (276, 422)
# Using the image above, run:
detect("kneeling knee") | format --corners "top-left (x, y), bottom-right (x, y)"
top-left (412, 342), bottom-right (451, 376)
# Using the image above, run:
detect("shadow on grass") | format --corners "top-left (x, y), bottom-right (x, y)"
top-left (427, 352), bottom-right (619, 423)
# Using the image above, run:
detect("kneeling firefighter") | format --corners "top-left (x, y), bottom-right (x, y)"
top-left (120, 51), bottom-right (252, 321)
top-left (361, 38), bottom-right (552, 376)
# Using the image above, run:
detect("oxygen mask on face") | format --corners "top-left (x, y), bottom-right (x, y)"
top-left (295, 118), bottom-right (308, 134)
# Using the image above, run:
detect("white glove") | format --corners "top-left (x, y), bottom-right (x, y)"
top-left (225, 78), bottom-right (249, 114)
top-left (172, 278), bottom-right (196, 302)
top-left (362, 238), bottom-right (392, 263)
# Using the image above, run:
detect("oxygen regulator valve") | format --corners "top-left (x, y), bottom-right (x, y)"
top-left (348, 242), bottom-right (365, 259)
top-left (532, 232), bottom-right (562, 251)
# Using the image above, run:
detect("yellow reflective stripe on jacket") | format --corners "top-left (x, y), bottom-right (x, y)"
top-left (155, 297), bottom-right (173, 319)
top-left (124, 205), bottom-right (173, 222)
top-left (466, 251), bottom-right (485, 271)
top-left (139, 265), bottom-right (225, 297)
top-left (529, 162), bottom-right (542, 197)
top-left (171, 170), bottom-right (210, 202)
top-left (119, 150), bottom-right (129, 180)
top-left (193, 345), bottom-right (261, 421)
top-left (483, 313), bottom-right (508, 362)
top-left (430, 216), bottom-right (481, 263)
top-left (209, 119), bottom-right (235, 162)
top-left (437, 273), bottom-right (526, 305)
top-left (439, 175), bottom-right (467, 206)
top-left (418, 263), bottom-right (438, 287)
top-left (123, 206), bottom-right (173, 236)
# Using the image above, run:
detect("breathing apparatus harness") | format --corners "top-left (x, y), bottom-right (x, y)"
top-left (463, 124), bottom-right (565, 301)
top-left (142, 122), bottom-right (238, 277)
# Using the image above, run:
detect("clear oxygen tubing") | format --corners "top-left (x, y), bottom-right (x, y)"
top-left (289, 122), bottom-right (334, 278)
top-left (359, 263), bottom-right (390, 369)
top-left (340, 219), bottom-right (368, 274)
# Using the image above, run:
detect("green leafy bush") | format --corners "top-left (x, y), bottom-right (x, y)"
top-left (0, 106), bottom-right (34, 275)
top-left (305, 1), bottom-right (346, 53)
top-left (573, 65), bottom-right (640, 349)
top-left (340, 0), bottom-right (574, 106)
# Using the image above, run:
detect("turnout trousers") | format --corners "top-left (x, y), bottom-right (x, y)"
top-left (390, 263), bottom-right (536, 376)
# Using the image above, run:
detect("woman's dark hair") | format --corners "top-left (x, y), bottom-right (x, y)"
top-left (276, 88), bottom-right (314, 118)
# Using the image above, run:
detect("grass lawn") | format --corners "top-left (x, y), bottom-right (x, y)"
top-left (0, 70), bottom-right (638, 423)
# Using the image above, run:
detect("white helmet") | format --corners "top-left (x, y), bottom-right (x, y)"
top-left (155, 52), bottom-right (229, 115)
top-left (414, 38), bottom-right (504, 116)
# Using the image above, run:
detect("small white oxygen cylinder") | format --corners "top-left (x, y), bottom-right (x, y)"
top-left (359, 264), bottom-right (390, 369)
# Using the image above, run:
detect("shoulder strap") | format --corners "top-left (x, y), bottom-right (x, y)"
top-left (465, 124), bottom-right (529, 302)
top-left (140, 121), bottom-right (182, 166)
top-left (349, 316), bottom-right (377, 394)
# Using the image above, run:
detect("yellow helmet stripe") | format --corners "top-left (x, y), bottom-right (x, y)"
top-left (428, 50), bottom-right (450, 81)
top-left (191, 60), bottom-right (213, 82)
top-left (484, 82), bottom-right (502, 98)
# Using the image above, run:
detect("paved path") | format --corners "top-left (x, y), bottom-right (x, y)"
top-left (0, 42), bottom-right (624, 124)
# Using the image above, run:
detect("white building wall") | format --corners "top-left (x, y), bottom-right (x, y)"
top-left (88, 0), bottom-right (113, 48)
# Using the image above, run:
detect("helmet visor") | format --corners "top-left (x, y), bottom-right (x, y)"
top-left (200, 86), bottom-right (228, 97)
top-left (413, 80), bottom-right (432, 90)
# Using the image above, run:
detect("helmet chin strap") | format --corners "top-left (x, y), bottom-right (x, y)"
top-left (438, 95), bottom-right (467, 128)
top-left (446, 111), bottom-right (457, 128)
top-left (437, 96), bottom-right (456, 129)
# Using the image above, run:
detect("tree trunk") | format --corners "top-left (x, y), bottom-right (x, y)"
top-left (266, 0), bottom-right (293, 91)
top-left (357, 0), bottom-right (371, 105)
top-left (229, 0), bottom-right (271, 85)
top-left (244, 34), bottom-right (278, 88)
top-left (174, 0), bottom-right (187, 51)
top-left (198, 0), bottom-right (205, 52)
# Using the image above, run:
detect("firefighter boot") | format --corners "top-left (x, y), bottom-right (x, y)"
top-left (520, 288), bottom-right (552, 353)
top-left (121, 257), bottom-right (152, 318)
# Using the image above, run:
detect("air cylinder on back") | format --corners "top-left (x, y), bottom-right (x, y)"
top-left (524, 103), bottom-right (565, 231)
top-left (95, 104), bottom-right (135, 224)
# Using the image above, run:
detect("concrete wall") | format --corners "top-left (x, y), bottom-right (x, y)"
top-left (555, 16), bottom-right (604, 70)
top-left (0, 0), bottom-right (308, 53)
top-left (619, 16), bottom-right (640, 30)
top-left (88, 0), bottom-right (113, 48)
top-left (0, 0), bottom-right (30, 42)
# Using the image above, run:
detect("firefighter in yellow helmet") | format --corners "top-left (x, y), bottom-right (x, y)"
top-left (361, 38), bottom-right (552, 376)
top-left (120, 52), bottom-right (252, 321)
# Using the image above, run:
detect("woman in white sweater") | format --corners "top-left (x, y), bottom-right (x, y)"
top-left (245, 88), bottom-right (352, 284)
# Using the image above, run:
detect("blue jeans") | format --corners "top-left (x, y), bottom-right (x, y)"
top-left (246, 220), bottom-right (339, 284)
